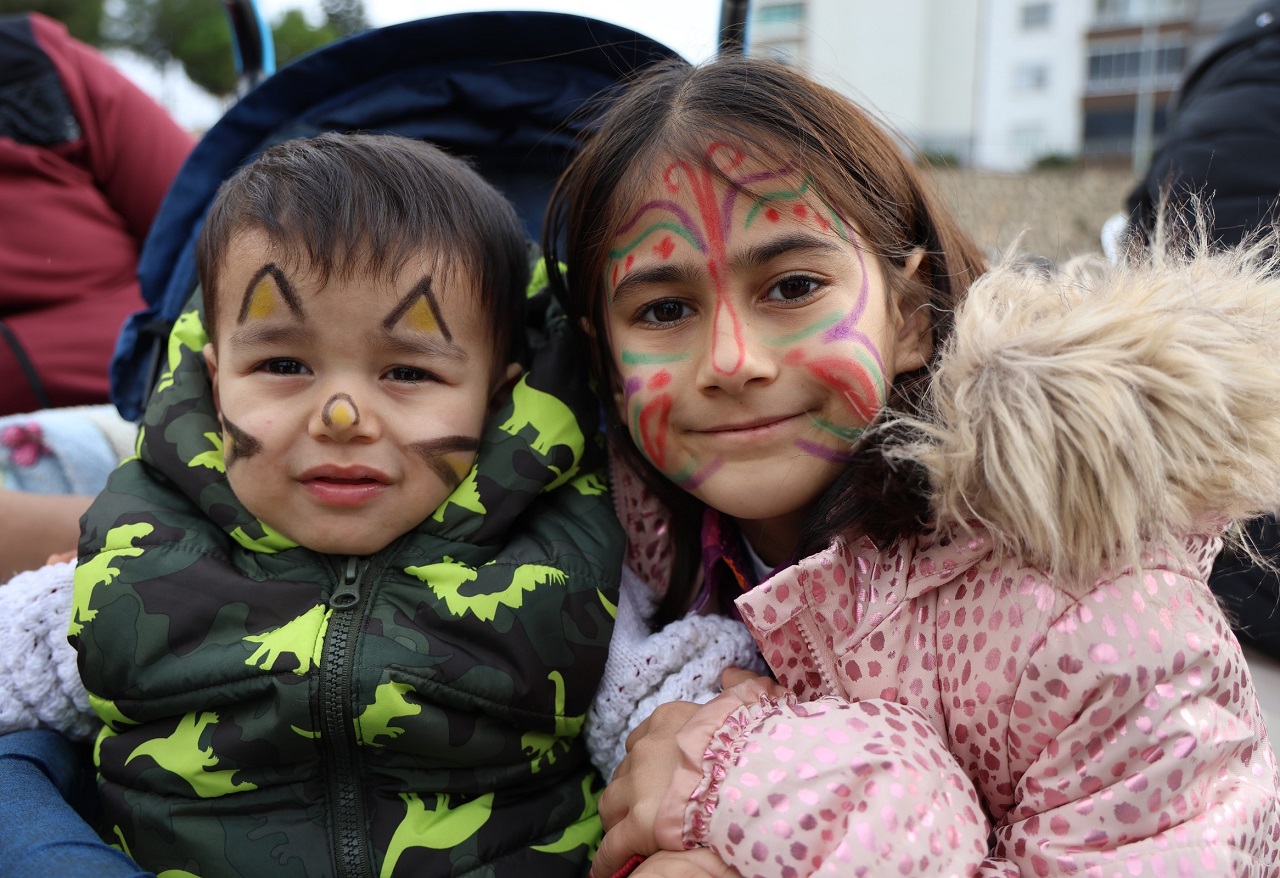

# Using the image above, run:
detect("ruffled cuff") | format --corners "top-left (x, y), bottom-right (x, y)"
top-left (653, 690), bottom-right (792, 851)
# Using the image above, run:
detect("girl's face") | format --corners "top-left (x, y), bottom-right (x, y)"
top-left (603, 143), bottom-right (930, 563)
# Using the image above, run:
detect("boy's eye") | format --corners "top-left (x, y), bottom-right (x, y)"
top-left (767, 275), bottom-right (823, 301)
top-left (638, 300), bottom-right (692, 324)
top-left (261, 358), bottom-right (309, 375)
top-left (386, 366), bottom-right (434, 383)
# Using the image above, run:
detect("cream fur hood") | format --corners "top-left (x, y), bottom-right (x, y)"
top-left (897, 230), bottom-right (1280, 589)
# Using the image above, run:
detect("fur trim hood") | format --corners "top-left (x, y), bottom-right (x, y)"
top-left (894, 230), bottom-right (1280, 589)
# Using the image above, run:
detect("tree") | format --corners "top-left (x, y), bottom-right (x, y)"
top-left (271, 8), bottom-right (337, 67)
top-left (0, 0), bottom-right (106, 45)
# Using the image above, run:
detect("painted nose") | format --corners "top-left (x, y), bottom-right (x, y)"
top-left (312, 391), bottom-right (376, 441)
top-left (696, 310), bottom-right (778, 394)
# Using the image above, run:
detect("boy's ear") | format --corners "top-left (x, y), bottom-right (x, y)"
top-left (487, 362), bottom-right (523, 415)
top-left (203, 343), bottom-right (222, 417)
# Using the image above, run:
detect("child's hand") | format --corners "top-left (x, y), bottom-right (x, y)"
top-left (594, 670), bottom-right (787, 878)
top-left (594, 699), bottom-right (702, 877)
top-left (45, 551), bottom-right (76, 566)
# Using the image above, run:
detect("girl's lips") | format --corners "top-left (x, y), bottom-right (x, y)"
top-left (695, 412), bottom-right (805, 435)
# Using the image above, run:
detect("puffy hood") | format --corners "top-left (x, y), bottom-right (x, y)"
top-left (895, 227), bottom-right (1280, 589)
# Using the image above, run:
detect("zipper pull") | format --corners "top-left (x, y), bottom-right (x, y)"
top-left (329, 556), bottom-right (362, 609)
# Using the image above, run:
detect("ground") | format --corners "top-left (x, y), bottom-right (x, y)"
top-left (924, 166), bottom-right (1137, 265)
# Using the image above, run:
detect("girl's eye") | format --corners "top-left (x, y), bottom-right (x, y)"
top-left (767, 275), bottom-right (823, 302)
top-left (261, 358), bottom-right (309, 375)
top-left (386, 366), bottom-right (434, 383)
top-left (638, 300), bottom-right (692, 325)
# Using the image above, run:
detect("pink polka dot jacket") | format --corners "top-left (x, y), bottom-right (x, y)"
top-left (628, 239), bottom-right (1280, 877)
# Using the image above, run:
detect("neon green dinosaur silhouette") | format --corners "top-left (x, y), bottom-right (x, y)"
top-left (243, 604), bottom-right (328, 675)
top-left (125, 711), bottom-right (256, 798)
top-left (188, 431), bottom-right (225, 473)
top-left (404, 559), bottom-right (567, 623)
top-left (382, 791), bottom-right (495, 872)
top-left (498, 378), bottom-right (584, 489)
top-left (70, 521), bottom-right (153, 636)
top-left (357, 680), bottom-right (423, 746)
top-left (531, 775), bottom-right (601, 856)
top-left (153, 310), bottom-right (207, 397)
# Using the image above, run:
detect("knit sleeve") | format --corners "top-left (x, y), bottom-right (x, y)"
top-left (585, 564), bottom-right (766, 780)
top-left (0, 562), bottom-right (97, 741)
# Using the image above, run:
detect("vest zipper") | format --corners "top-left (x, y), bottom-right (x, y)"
top-left (322, 554), bottom-right (373, 877)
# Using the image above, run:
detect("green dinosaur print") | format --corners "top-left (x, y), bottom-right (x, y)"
top-left (530, 776), bottom-right (600, 857)
top-left (125, 711), bottom-right (257, 798)
top-left (154, 310), bottom-right (207, 397)
top-left (188, 431), bottom-right (226, 473)
top-left (229, 520), bottom-right (299, 554)
top-left (431, 465), bottom-right (486, 523)
top-left (570, 471), bottom-right (606, 496)
top-left (498, 378), bottom-right (584, 489)
top-left (70, 521), bottom-right (154, 636)
top-left (382, 792), bottom-right (495, 874)
top-left (243, 604), bottom-right (329, 675)
top-left (405, 560), bottom-right (567, 623)
top-left (358, 680), bottom-right (423, 746)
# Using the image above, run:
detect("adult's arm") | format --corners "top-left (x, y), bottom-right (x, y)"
top-left (0, 488), bottom-right (90, 580)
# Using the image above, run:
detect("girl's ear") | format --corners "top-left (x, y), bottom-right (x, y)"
top-left (892, 250), bottom-right (933, 376)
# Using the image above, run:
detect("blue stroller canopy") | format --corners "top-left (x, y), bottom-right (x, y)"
top-left (112, 10), bottom-right (678, 420)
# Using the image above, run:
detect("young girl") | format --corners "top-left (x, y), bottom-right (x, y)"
top-left (547, 56), bottom-right (1280, 877)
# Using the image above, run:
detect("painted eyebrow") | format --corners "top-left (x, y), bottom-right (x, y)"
top-left (237, 263), bottom-right (305, 325)
top-left (382, 275), bottom-right (453, 342)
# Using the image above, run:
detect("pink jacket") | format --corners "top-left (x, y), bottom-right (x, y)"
top-left (638, 243), bottom-right (1280, 876)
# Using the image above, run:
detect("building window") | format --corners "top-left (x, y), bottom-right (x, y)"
top-left (1015, 64), bottom-right (1050, 91)
top-left (1022, 2), bottom-right (1052, 28)
top-left (1087, 41), bottom-right (1186, 88)
top-left (1095, 0), bottom-right (1188, 24)
top-left (754, 3), bottom-right (804, 25)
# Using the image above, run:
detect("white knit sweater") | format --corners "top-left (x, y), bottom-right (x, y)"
top-left (0, 561), bottom-right (97, 741)
top-left (584, 564), bottom-right (765, 780)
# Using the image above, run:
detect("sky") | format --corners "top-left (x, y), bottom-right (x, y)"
top-left (112, 0), bottom-right (723, 130)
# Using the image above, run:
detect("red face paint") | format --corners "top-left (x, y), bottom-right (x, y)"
top-left (802, 356), bottom-right (882, 423)
top-left (638, 395), bottom-right (672, 469)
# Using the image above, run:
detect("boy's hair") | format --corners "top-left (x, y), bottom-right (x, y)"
top-left (544, 56), bottom-right (988, 607)
top-left (198, 132), bottom-right (528, 363)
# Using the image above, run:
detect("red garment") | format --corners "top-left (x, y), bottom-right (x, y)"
top-left (0, 13), bottom-right (193, 416)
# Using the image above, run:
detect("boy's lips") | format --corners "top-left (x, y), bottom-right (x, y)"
top-left (299, 465), bottom-right (392, 507)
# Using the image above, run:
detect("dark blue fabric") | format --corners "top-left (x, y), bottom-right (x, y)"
top-left (0, 730), bottom-right (152, 878)
top-left (110, 11), bottom-right (678, 420)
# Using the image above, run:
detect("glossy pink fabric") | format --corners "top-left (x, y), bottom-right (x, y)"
top-left (671, 529), bottom-right (1280, 876)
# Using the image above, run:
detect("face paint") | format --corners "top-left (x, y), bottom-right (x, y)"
top-left (222, 416), bottom-right (262, 464)
top-left (408, 435), bottom-right (481, 491)
top-left (237, 264), bottom-right (304, 325)
top-left (603, 147), bottom-right (919, 559)
top-left (383, 277), bottom-right (452, 341)
top-left (321, 393), bottom-right (360, 430)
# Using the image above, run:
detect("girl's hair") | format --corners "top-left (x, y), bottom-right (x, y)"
top-left (545, 55), bottom-right (987, 610)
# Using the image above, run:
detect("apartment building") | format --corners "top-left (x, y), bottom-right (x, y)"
top-left (747, 0), bottom-right (1254, 170)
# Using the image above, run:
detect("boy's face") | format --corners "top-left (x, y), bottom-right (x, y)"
top-left (204, 230), bottom-right (519, 556)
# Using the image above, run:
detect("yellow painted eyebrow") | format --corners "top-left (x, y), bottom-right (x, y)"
top-left (382, 276), bottom-right (452, 342)
top-left (236, 263), bottom-right (305, 325)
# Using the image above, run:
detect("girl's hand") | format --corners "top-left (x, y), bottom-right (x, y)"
top-left (594, 669), bottom-right (787, 878)
top-left (595, 699), bottom-right (702, 877)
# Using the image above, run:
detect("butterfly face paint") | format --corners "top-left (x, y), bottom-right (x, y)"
top-left (203, 231), bottom-right (508, 556)
top-left (603, 146), bottom-right (928, 563)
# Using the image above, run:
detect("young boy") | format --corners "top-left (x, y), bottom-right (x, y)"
top-left (3, 132), bottom-right (622, 877)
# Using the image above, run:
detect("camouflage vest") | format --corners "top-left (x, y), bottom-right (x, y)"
top-left (70, 290), bottom-right (623, 878)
